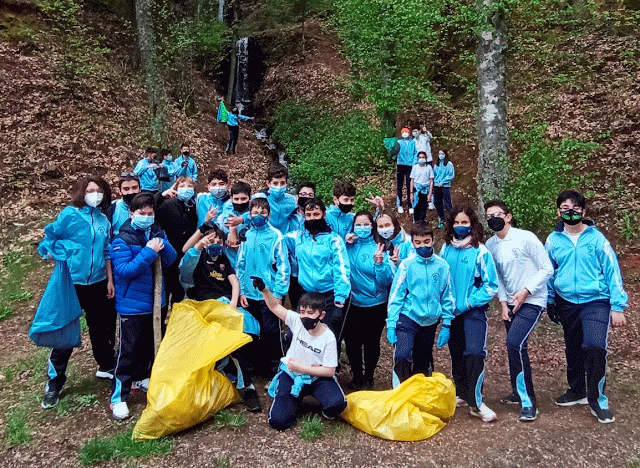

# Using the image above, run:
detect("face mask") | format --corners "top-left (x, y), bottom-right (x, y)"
top-left (487, 216), bottom-right (505, 232)
top-left (418, 158), bottom-right (427, 165)
top-left (305, 219), bottom-right (327, 235)
top-left (378, 227), bottom-right (395, 240)
top-left (412, 131), bottom-right (419, 138)
top-left (177, 187), bottom-right (194, 201)
top-left (454, 225), bottom-right (472, 239)
top-left (122, 193), bottom-right (136, 206)
top-left (209, 187), bottom-right (227, 199)
top-left (206, 244), bottom-right (223, 257)
top-left (415, 246), bottom-right (434, 259)
top-left (354, 226), bottom-right (372, 239)
top-left (132, 214), bottom-right (154, 230)
top-left (232, 201), bottom-right (249, 213)
top-left (338, 203), bottom-right (354, 214)
top-left (561, 209), bottom-right (583, 226)
top-left (298, 197), bottom-right (312, 209)
top-left (84, 192), bottom-right (103, 208)
top-left (439, 153), bottom-right (445, 160)
top-left (301, 316), bottom-right (320, 331)
top-left (270, 185), bottom-right (287, 198)
top-left (401, 132), bottom-right (410, 139)
top-left (250, 214), bottom-right (268, 228)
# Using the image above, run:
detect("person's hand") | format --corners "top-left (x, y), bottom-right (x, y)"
top-left (148, 163), bottom-right (158, 169)
top-left (181, 161), bottom-right (188, 168)
top-left (226, 237), bottom-right (240, 248)
top-left (287, 357), bottom-right (303, 373)
top-left (345, 233), bottom-right (357, 244)
top-left (250, 117), bottom-right (255, 121)
top-left (251, 276), bottom-right (266, 291)
top-left (390, 246), bottom-right (400, 265)
top-left (195, 232), bottom-right (214, 250)
top-left (205, 207), bottom-right (218, 222)
top-left (436, 325), bottom-right (450, 348)
top-left (226, 215), bottom-right (243, 227)
top-left (146, 238), bottom-right (164, 252)
top-left (374, 243), bottom-right (384, 264)
top-left (409, 194), bottom-right (414, 204)
top-left (501, 303), bottom-right (511, 322)
top-left (547, 302), bottom-right (560, 324)
top-left (239, 295), bottom-right (249, 308)
top-left (107, 280), bottom-right (115, 299)
top-left (365, 196), bottom-right (385, 211)
top-left (163, 187), bottom-right (177, 199)
top-left (386, 327), bottom-right (397, 345)
top-left (512, 288), bottom-right (530, 313)
top-left (427, 193), bottom-right (432, 202)
top-left (611, 312), bottom-right (626, 327)
top-left (229, 298), bottom-right (238, 308)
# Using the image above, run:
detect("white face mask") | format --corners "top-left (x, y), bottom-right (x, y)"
top-left (401, 132), bottom-right (409, 139)
top-left (378, 227), bottom-right (395, 239)
top-left (418, 158), bottom-right (427, 165)
top-left (85, 192), bottom-right (104, 208)
top-left (412, 131), bottom-right (419, 138)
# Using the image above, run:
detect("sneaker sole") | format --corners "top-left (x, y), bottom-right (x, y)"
top-left (519, 413), bottom-right (537, 422)
top-left (555, 397), bottom-right (588, 406)
top-left (112, 413), bottom-right (131, 421)
top-left (469, 410), bottom-right (497, 423)
top-left (41, 401), bottom-right (57, 409)
top-left (591, 409), bottom-right (615, 424)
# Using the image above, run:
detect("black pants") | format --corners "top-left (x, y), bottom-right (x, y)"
top-left (433, 186), bottom-right (452, 222)
top-left (343, 303), bottom-right (387, 380)
top-left (413, 192), bottom-right (430, 223)
top-left (163, 259), bottom-right (185, 306)
top-left (226, 125), bottom-right (239, 154)
top-left (396, 165), bottom-right (412, 208)
top-left (393, 314), bottom-right (439, 386)
top-left (46, 280), bottom-right (116, 393)
top-left (246, 299), bottom-right (283, 378)
top-left (301, 289), bottom-right (348, 362)
top-left (288, 275), bottom-right (303, 312)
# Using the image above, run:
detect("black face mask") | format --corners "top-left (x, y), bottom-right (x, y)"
top-left (305, 219), bottom-right (328, 235)
top-left (301, 316), bottom-right (320, 331)
top-left (232, 201), bottom-right (249, 213)
top-left (298, 197), bottom-right (312, 209)
top-left (561, 209), bottom-right (583, 226)
top-left (338, 203), bottom-right (354, 214)
top-left (487, 217), bottom-right (505, 232)
top-left (122, 193), bottom-right (136, 206)
top-left (182, 151), bottom-right (190, 157)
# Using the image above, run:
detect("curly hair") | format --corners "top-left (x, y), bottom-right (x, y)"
top-left (70, 176), bottom-right (112, 212)
top-left (444, 205), bottom-right (483, 247)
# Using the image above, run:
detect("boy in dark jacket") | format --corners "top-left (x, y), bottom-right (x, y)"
top-left (109, 193), bottom-right (177, 420)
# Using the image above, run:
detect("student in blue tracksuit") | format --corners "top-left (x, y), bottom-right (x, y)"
top-left (158, 149), bottom-right (175, 192)
top-left (107, 174), bottom-right (141, 237)
top-left (394, 127), bottom-right (417, 214)
top-left (326, 180), bottom-right (356, 240)
top-left (133, 147), bottom-right (163, 192)
top-left (40, 176), bottom-right (117, 410)
top-left (375, 211), bottom-right (413, 268)
top-left (440, 206), bottom-right (499, 423)
top-left (196, 169), bottom-right (230, 227)
top-left (169, 143), bottom-right (198, 183)
top-left (109, 192), bottom-right (177, 420)
top-left (485, 199), bottom-right (554, 422)
top-left (433, 149), bottom-right (455, 228)
top-left (343, 211), bottom-right (393, 389)
top-left (216, 182), bottom-right (252, 269)
top-left (237, 198), bottom-right (290, 377)
top-left (286, 198), bottom-right (351, 358)
top-left (387, 222), bottom-right (455, 388)
top-left (254, 164), bottom-right (298, 235)
top-left (545, 190), bottom-right (628, 424)
top-left (226, 106), bottom-right (254, 155)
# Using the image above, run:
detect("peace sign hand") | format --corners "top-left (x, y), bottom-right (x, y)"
top-left (374, 243), bottom-right (384, 264)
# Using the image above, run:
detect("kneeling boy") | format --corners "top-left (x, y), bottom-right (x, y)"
top-left (252, 278), bottom-right (347, 431)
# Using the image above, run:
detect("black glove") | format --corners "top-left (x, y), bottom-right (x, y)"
top-left (251, 276), bottom-right (265, 292)
top-left (547, 302), bottom-right (560, 324)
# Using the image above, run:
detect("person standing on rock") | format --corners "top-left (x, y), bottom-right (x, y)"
top-left (226, 107), bottom-right (254, 155)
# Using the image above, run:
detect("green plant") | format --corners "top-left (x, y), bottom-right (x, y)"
top-left (299, 414), bottom-right (324, 441)
top-left (80, 315), bottom-right (88, 332)
top-left (502, 125), bottom-right (601, 237)
top-left (213, 410), bottom-right (246, 430)
top-left (4, 409), bottom-right (32, 446)
top-left (0, 250), bottom-right (37, 321)
top-left (77, 427), bottom-right (171, 465)
top-left (56, 392), bottom-right (98, 416)
top-left (213, 458), bottom-right (232, 468)
top-left (621, 211), bottom-right (639, 241)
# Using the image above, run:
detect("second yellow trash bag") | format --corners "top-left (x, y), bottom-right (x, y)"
top-left (133, 299), bottom-right (252, 440)
top-left (341, 372), bottom-right (456, 441)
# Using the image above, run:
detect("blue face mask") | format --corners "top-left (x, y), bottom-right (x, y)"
top-left (439, 153), bottom-right (445, 160)
top-left (177, 187), bottom-right (194, 201)
top-left (206, 244), bottom-right (223, 257)
top-left (250, 214), bottom-right (268, 228)
top-left (209, 187), bottom-right (227, 199)
top-left (453, 225), bottom-right (472, 239)
top-left (132, 214), bottom-right (154, 230)
top-left (354, 226), bottom-right (372, 239)
top-left (270, 185), bottom-right (287, 198)
top-left (415, 246), bottom-right (434, 259)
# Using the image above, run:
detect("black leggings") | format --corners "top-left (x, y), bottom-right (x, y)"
top-left (227, 125), bottom-right (239, 154)
top-left (343, 302), bottom-right (387, 380)
top-left (396, 165), bottom-right (412, 208)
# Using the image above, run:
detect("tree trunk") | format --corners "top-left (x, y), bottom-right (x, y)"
top-left (135, 0), bottom-right (168, 146)
top-left (379, 39), bottom-right (396, 137)
top-left (476, 0), bottom-right (508, 218)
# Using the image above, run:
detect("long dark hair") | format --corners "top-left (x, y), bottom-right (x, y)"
top-left (71, 176), bottom-right (112, 211)
top-left (438, 149), bottom-right (450, 166)
top-left (444, 205), bottom-right (483, 247)
top-left (352, 210), bottom-right (380, 243)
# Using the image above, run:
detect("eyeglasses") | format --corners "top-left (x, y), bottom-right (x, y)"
top-left (486, 212), bottom-right (506, 220)
top-left (120, 173), bottom-right (139, 179)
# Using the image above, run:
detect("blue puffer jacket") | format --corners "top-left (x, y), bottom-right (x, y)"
top-left (110, 220), bottom-right (177, 315)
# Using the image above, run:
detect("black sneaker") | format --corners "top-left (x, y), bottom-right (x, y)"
top-left (362, 377), bottom-right (374, 390)
top-left (500, 392), bottom-right (521, 405)
top-left (591, 407), bottom-right (615, 424)
top-left (519, 407), bottom-right (537, 422)
top-left (41, 390), bottom-right (59, 409)
top-left (347, 377), bottom-right (364, 390)
top-left (555, 391), bottom-right (588, 406)
top-left (242, 388), bottom-right (262, 413)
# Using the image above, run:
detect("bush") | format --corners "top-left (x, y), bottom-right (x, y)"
top-left (502, 125), bottom-right (600, 237)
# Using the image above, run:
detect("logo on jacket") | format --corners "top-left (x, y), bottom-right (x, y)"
top-left (432, 273), bottom-right (440, 283)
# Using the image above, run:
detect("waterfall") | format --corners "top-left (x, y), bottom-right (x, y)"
top-left (234, 37), bottom-right (250, 112)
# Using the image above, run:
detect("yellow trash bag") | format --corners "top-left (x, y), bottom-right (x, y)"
top-left (133, 299), bottom-right (252, 440)
top-left (341, 372), bottom-right (456, 441)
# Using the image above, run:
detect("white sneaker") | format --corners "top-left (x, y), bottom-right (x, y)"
top-left (111, 402), bottom-right (130, 420)
top-left (132, 378), bottom-right (149, 392)
top-left (95, 368), bottom-right (114, 379)
top-left (408, 208), bottom-right (414, 215)
top-left (397, 206), bottom-right (404, 214)
top-left (470, 403), bottom-right (497, 423)
top-left (456, 397), bottom-right (468, 407)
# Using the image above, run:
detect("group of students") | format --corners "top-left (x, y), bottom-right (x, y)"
top-left (37, 154), bottom-right (628, 430)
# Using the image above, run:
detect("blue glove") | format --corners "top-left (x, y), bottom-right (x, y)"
top-left (386, 327), bottom-right (397, 345)
top-left (436, 326), bottom-right (450, 348)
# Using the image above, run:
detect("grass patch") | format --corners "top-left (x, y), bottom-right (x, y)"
top-left (299, 414), bottom-right (324, 441)
top-left (0, 250), bottom-right (36, 322)
top-left (1, 347), bottom-right (49, 385)
top-left (77, 427), bottom-right (171, 466)
top-left (56, 392), bottom-right (98, 417)
top-left (213, 458), bottom-right (232, 468)
top-left (213, 409), bottom-right (246, 430)
top-left (4, 408), bottom-right (32, 446)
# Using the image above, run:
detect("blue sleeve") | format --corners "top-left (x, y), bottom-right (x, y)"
top-left (159, 233), bottom-right (177, 267)
top-left (236, 240), bottom-right (248, 296)
top-left (545, 237), bottom-right (558, 304)
top-left (189, 160), bottom-right (198, 182)
top-left (38, 207), bottom-right (83, 261)
top-left (439, 267), bottom-right (456, 325)
top-left (133, 159), bottom-right (149, 175)
top-left (467, 248), bottom-right (499, 309)
top-left (330, 235), bottom-right (351, 303)
top-left (110, 239), bottom-right (157, 279)
top-left (599, 239), bottom-right (628, 312)
top-left (374, 253), bottom-right (394, 288)
top-left (446, 162), bottom-right (455, 184)
top-left (387, 261), bottom-right (408, 330)
top-left (178, 247), bottom-right (202, 290)
top-left (238, 114), bottom-right (251, 121)
top-left (272, 236), bottom-right (290, 299)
